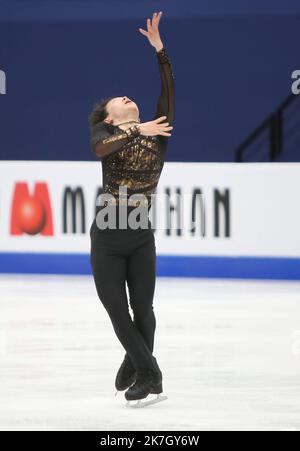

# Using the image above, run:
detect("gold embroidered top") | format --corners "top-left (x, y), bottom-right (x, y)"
top-left (90, 47), bottom-right (175, 209)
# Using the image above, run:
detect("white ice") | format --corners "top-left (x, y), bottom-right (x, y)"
top-left (0, 274), bottom-right (300, 431)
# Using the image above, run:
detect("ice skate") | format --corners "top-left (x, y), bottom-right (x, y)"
top-left (114, 354), bottom-right (137, 396)
top-left (125, 359), bottom-right (167, 408)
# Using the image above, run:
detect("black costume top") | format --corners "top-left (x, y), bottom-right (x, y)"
top-left (90, 47), bottom-right (175, 210)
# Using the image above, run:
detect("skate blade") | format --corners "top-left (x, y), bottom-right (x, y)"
top-left (126, 394), bottom-right (168, 409)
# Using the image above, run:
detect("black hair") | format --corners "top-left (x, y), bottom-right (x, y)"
top-left (88, 96), bottom-right (115, 127)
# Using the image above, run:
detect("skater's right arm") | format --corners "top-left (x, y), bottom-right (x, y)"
top-left (90, 122), bottom-right (141, 158)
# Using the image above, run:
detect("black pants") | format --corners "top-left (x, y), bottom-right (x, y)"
top-left (89, 217), bottom-right (157, 372)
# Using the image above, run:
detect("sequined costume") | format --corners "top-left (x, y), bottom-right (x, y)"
top-left (90, 47), bottom-right (175, 209)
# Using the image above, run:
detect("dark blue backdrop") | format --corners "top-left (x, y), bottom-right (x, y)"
top-left (0, 0), bottom-right (299, 162)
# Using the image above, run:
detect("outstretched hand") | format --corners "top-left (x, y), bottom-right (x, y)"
top-left (139, 11), bottom-right (164, 52)
top-left (138, 116), bottom-right (173, 137)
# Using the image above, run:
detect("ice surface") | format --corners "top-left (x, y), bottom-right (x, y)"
top-left (0, 274), bottom-right (300, 431)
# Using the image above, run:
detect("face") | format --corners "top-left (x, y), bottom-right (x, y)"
top-left (105, 96), bottom-right (140, 124)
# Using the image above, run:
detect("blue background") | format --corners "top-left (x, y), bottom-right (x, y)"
top-left (0, 1), bottom-right (300, 279)
top-left (0, 0), bottom-right (299, 162)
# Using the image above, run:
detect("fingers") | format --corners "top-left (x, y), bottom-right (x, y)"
top-left (158, 125), bottom-right (173, 137)
top-left (155, 115), bottom-right (168, 123)
top-left (153, 11), bottom-right (163, 28)
top-left (146, 11), bottom-right (162, 32)
top-left (157, 123), bottom-right (172, 129)
top-left (152, 12), bottom-right (158, 29)
top-left (138, 28), bottom-right (148, 37)
top-left (154, 116), bottom-right (173, 134)
top-left (160, 126), bottom-right (173, 131)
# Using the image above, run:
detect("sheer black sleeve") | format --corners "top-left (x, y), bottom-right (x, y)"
top-left (154, 47), bottom-right (175, 126)
top-left (90, 122), bottom-right (141, 158)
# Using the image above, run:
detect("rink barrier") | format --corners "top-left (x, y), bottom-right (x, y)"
top-left (0, 253), bottom-right (299, 280)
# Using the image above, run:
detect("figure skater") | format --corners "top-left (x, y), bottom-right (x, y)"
top-left (89, 11), bottom-right (175, 406)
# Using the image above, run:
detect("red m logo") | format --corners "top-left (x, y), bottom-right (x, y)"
top-left (10, 182), bottom-right (54, 236)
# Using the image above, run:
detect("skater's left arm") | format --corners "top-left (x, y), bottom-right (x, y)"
top-left (154, 47), bottom-right (175, 128)
top-left (139, 12), bottom-right (175, 127)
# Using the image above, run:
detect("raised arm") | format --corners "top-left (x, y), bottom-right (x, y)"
top-left (154, 46), bottom-right (175, 125)
top-left (90, 122), bottom-right (140, 158)
top-left (139, 11), bottom-right (175, 142)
